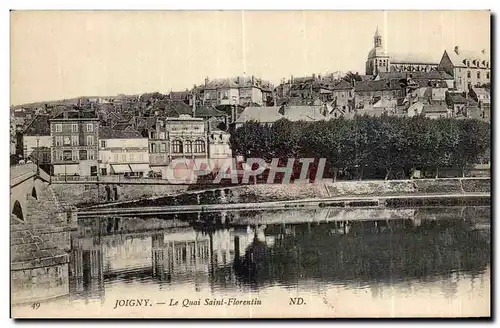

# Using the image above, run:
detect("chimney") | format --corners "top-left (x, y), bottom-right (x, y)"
top-left (205, 77), bottom-right (209, 86)
top-left (290, 75), bottom-right (294, 84)
top-left (312, 73), bottom-right (316, 80)
top-left (481, 49), bottom-right (486, 54)
top-left (454, 46), bottom-right (460, 55)
top-left (318, 74), bottom-right (321, 81)
top-left (251, 75), bottom-right (255, 85)
top-left (63, 111), bottom-right (68, 119)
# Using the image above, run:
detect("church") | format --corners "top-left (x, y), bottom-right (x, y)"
top-left (365, 28), bottom-right (439, 76)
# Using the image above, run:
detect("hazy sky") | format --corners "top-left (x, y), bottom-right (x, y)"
top-left (10, 10), bottom-right (490, 105)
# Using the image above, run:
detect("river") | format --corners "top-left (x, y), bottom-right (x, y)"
top-left (12, 206), bottom-right (491, 318)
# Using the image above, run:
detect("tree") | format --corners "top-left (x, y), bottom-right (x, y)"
top-left (342, 71), bottom-right (363, 84)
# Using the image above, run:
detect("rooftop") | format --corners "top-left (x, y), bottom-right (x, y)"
top-left (354, 79), bottom-right (403, 92)
top-left (390, 52), bottom-right (439, 65)
top-left (235, 105), bottom-right (327, 124)
top-left (50, 110), bottom-right (98, 120)
top-left (444, 48), bottom-right (490, 68)
top-left (377, 70), bottom-right (453, 81)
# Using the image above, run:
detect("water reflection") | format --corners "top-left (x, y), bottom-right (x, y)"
top-left (60, 206), bottom-right (491, 306)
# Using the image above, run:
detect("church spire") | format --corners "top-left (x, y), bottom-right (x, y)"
top-left (374, 26), bottom-right (382, 47)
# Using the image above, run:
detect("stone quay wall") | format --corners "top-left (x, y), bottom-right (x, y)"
top-left (50, 183), bottom-right (188, 209)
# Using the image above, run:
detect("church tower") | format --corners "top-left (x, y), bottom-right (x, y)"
top-left (365, 27), bottom-right (390, 75)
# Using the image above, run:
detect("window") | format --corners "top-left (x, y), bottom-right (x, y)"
top-left (160, 143), bottom-right (166, 153)
top-left (150, 143), bottom-right (157, 153)
top-left (477, 71), bottom-right (481, 79)
top-left (113, 154), bottom-right (119, 162)
top-left (63, 150), bottom-right (72, 161)
top-left (72, 150), bottom-right (78, 161)
top-left (139, 154), bottom-right (144, 162)
top-left (71, 124), bottom-right (78, 132)
top-left (172, 140), bottom-right (183, 153)
top-left (101, 140), bottom-right (106, 148)
top-left (86, 124), bottom-right (93, 132)
top-left (86, 135), bottom-right (94, 146)
top-left (55, 124), bottom-right (62, 132)
top-left (185, 140), bottom-right (193, 153)
top-left (487, 72), bottom-right (490, 79)
top-left (63, 136), bottom-right (71, 146)
top-left (194, 140), bottom-right (205, 153)
top-left (159, 132), bottom-right (165, 139)
top-left (79, 150), bottom-right (88, 160)
top-left (88, 150), bottom-right (95, 160)
top-left (130, 154), bottom-right (135, 162)
top-left (55, 136), bottom-right (63, 146)
top-left (467, 71), bottom-right (471, 78)
top-left (121, 154), bottom-right (126, 162)
top-left (56, 151), bottom-right (63, 161)
top-left (71, 135), bottom-right (79, 146)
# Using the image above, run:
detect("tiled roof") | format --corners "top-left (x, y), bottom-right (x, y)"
top-left (111, 122), bottom-right (131, 130)
top-left (332, 80), bottom-right (353, 90)
top-left (447, 93), bottom-right (468, 104)
top-left (235, 105), bottom-right (327, 124)
top-left (354, 79), bottom-right (403, 92)
top-left (444, 49), bottom-right (490, 68)
top-left (51, 110), bottom-right (98, 120)
top-left (100, 126), bottom-right (143, 139)
top-left (203, 76), bottom-right (273, 92)
top-left (194, 106), bottom-right (227, 117)
top-left (471, 87), bottom-right (490, 98)
top-left (423, 104), bottom-right (448, 113)
top-left (390, 52), bottom-right (439, 65)
top-left (377, 71), bottom-right (453, 80)
top-left (23, 114), bottom-right (51, 136)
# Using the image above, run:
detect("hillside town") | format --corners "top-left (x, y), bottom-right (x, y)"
top-left (11, 28), bottom-right (491, 179)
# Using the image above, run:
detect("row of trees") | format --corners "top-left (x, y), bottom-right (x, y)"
top-left (230, 115), bottom-right (490, 180)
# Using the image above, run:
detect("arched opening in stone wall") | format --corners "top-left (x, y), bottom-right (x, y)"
top-left (12, 201), bottom-right (23, 221)
top-left (105, 186), bottom-right (111, 201)
top-left (113, 187), bottom-right (118, 201)
top-left (31, 187), bottom-right (37, 200)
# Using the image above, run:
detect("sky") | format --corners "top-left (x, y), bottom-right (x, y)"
top-left (10, 10), bottom-right (490, 105)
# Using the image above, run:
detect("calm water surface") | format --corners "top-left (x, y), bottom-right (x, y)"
top-left (13, 207), bottom-right (491, 317)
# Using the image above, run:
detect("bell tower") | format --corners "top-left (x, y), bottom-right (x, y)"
top-left (366, 27), bottom-right (390, 75)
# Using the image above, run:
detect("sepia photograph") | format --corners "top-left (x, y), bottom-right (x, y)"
top-left (9, 9), bottom-right (491, 319)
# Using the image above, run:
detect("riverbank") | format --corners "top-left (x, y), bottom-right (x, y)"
top-left (84, 177), bottom-right (490, 211)
top-left (78, 192), bottom-right (490, 218)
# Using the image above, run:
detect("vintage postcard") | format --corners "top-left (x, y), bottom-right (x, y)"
top-left (10, 10), bottom-right (491, 318)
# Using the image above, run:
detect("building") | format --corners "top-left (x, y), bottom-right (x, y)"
top-left (438, 46), bottom-right (490, 92)
top-left (198, 76), bottom-right (274, 107)
top-left (365, 28), bottom-right (439, 76)
top-left (353, 79), bottom-right (404, 109)
top-left (22, 114), bottom-right (52, 167)
top-left (207, 128), bottom-right (232, 165)
top-left (50, 110), bottom-right (100, 177)
top-left (374, 71), bottom-right (455, 89)
top-left (147, 115), bottom-right (208, 175)
top-left (274, 74), bottom-right (340, 106)
top-left (98, 127), bottom-right (150, 177)
top-left (331, 80), bottom-right (355, 112)
top-left (469, 87), bottom-right (490, 120)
